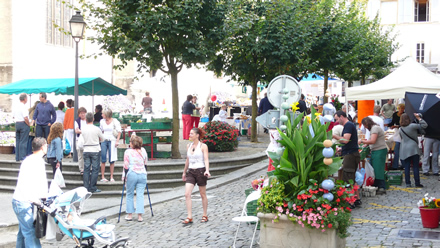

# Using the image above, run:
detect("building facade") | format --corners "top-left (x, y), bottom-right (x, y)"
top-left (366, 0), bottom-right (440, 73)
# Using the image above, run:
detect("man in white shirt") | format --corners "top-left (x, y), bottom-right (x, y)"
top-left (361, 105), bottom-right (385, 140)
top-left (14, 93), bottom-right (30, 161)
top-left (75, 107), bottom-right (87, 174)
top-left (82, 112), bottom-right (104, 193)
top-left (12, 137), bottom-right (48, 248)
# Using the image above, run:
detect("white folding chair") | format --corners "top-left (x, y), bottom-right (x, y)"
top-left (232, 190), bottom-right (261, 248)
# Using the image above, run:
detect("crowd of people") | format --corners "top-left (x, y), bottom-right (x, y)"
top-left (327, 98), bottom-right (429, 209)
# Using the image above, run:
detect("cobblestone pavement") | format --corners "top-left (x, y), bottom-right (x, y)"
top-left (42, 171), bottom-right (440, 248)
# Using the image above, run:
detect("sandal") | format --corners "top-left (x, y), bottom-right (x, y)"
top-left (100, 178), bottom-right (108, 182)
top-left (201, 216), bottom-right (208, 223)
top-left (110, 178), bottom-right (115, 182)
top-left (182, 218), bottom-right (193, 225)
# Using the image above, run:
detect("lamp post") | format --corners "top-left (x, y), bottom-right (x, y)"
top-left (69, 11), bottom-right (86, 162)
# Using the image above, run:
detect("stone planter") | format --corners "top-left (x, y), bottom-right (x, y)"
top-left (0, 145), bottom-right (14, 154)
top-left (257, 213), bottom-right (346, 248)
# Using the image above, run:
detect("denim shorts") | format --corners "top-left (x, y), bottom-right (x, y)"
top-left (101, 140), bottom-right (114, 163)
top-left (186, 168), bottom-right (207, 186)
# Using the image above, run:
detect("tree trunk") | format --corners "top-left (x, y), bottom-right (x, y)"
top-left (169, 65), bottom-right (182, 159)
top-left (323, 69), bottom-right (329, 103)
top-left (251, 80), bottom-right (258, 143)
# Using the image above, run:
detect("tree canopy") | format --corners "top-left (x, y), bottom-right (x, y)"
top-left (80, 0), bottom-right (227, 158)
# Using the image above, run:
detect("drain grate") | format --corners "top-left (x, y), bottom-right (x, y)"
top-left (398, 230), bottom-right (440, 240)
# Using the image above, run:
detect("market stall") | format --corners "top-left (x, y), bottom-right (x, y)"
top-left (346, 58), bottom-right (440, 100)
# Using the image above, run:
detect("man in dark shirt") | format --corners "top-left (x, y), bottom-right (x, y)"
top-left (258, 93), bottom-right (274, 115)
top-left (142, 92), bottom-right (153, 114)
top-left (332, 111), bottom-right (359, 184)
top-left (32, 92), bottom-right (56, 139)
top-left (298, 94), bottom-right (307, 114)
top-left (258, 93), bottom-right (274, 133)
top-left (94, 104), bottom-right (103, 124)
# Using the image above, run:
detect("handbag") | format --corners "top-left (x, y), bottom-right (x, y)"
top-left (400, 128), bottom-right (418, 144)
top-left (112, 121), bottom-right (119, 139)
top-left (34, 205), bottom-right (47, 239)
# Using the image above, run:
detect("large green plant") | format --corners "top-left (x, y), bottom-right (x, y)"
top-left (268, 108), bottom-right (342, 198)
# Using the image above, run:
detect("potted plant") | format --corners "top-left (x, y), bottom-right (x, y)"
top-left (257, 108), bottom-right (357, 248)
top-left (0, 132), bottom-right (15, 154)
top-left (418, 193), bottom-right (440, 228)
top-left (201, 121), bottom-right (239, 152)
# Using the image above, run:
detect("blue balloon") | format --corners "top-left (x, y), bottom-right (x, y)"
top-left (322, 147), bottom-right (334, 158)
top-left (323, 193), bottom-right (334, 202)
top-left (321, 179), bottom-right (335, 190)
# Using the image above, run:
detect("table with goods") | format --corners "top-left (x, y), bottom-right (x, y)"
top-left (115, 113), bottom-right (172, 160)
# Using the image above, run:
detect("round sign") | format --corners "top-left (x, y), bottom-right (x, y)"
top-left (267, 75), bottom-right (301, 108)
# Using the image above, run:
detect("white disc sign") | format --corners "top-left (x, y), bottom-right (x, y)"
top-left (267, 75), bottom-right (301, 108)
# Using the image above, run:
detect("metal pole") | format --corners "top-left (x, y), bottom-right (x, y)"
top-left (73, 40), bottom-right (79, 162)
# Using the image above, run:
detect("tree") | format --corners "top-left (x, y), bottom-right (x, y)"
top-left (210, 0), bottom-right (318, 142)
top-left (334, 16), bottom-right (398, 85)
top-left (80, 0), bottom-right (226, 158)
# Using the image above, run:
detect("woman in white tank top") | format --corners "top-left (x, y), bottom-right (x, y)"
top-left (182, 128), bottom-right (211, 225)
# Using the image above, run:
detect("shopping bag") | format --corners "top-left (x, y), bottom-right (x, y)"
top-left (77, 134), bottom-right (84, 149)
top-left (363, 160), bottom-right (375, 187)
top-left (54, 168), bottom-right (65, 188)
top-left (34, 206), bottom-right (47, 239)
top-left (64, 139), bottom-right (71, 156)
top-left (355, 168), bottom-right (365, 186)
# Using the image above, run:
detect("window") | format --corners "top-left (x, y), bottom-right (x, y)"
top-left (416, 43), bottom-right (425, 63)
top-left (46, 0), bottom-right (72, 46)
top-left (414, 0), bottom-right (429, 22)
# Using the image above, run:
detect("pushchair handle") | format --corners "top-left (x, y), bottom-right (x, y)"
top-left (91, 216), bottom-right (107, 230)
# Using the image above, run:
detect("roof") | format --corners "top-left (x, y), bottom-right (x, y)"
top-left (0, 77), bottom-right (127, 96)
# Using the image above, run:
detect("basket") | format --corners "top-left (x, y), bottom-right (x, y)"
top-left (131, 122), bottom-right (172, 130)
top-left (151, 117), bottom-right (172, 123)
top-left (157, 136), bottom-right (172, 143)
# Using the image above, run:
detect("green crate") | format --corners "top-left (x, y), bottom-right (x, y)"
top-left (386, 171), bottom-right (403, 185)
top-left (267, 171), bottom-right (275, 177)
top-left (147, 151), bottom-right (171, 158)
top-left (151, 117), bottom-right (172, 123)
top-left (112, 112), bottom-right (120, 118)
top-left (131, 122), bottom-right (172, 130)
top-left (157, 136), bottom-right (172, 143)
top-left (125, 133), bottom-right (158, 144)
top-left (117, 147), bottom-right (128, 161)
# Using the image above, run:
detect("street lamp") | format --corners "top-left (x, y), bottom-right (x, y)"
top-left (69, 11), bottom-right (86, 162)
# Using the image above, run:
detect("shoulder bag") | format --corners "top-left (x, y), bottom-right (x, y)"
top-left (112, 120), bottom-right (119, 139)
top-left (400, 127), bottom-right (418, 144)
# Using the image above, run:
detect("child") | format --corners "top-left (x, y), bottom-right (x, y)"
top-left (218, 104), bottom-right (227, 122)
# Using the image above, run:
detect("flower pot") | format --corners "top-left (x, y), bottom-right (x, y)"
top-left (419, 206), bottom-right (440, 228)
top-left (257, 213), bottom-right (346, 248)
top-left (0, 146), bottom-right (14, 154)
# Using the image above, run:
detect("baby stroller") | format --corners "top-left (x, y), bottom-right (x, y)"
top-left (34, 187), bottom-right (129, 248)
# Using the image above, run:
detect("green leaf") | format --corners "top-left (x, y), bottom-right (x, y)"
top-left (290, 176), bottom-right (299, 187)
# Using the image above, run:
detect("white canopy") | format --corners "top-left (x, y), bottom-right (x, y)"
top-left (346, 58), bottom-right (440, 100)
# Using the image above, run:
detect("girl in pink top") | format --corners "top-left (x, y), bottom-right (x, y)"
top-left (123, 136), bottom-right (148, 222)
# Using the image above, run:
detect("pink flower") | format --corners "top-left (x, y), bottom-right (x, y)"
top-left (322, 229), bottom-right (326, 232)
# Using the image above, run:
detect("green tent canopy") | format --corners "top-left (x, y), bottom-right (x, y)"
top-left (0, 77), bottom-right (127, 96)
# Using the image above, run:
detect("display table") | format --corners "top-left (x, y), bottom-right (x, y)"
top-left (122, 128), bottom-right (172, 160)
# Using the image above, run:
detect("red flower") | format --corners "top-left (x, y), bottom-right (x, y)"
top-left (336, 198), bottom-right (340, 203)
top-left (283, 201), bottom-right (288, 207)
top-left (328, 224), bottom-right (332, 228)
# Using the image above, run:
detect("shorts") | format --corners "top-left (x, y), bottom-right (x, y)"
top-left (186, 168), bottom-right (207, 186)
top-left (342, 151), bottom-right (360, 183)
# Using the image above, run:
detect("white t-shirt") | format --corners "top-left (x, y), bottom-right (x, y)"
top-left (361, 115), bottom-right (385, 140)
top-left (100, 118), bottom-right (121, 141)
top-left (13, 154), bottom-right (48, 202)
top-left (56, 110), bottom-right (65, 124)
top-left (13, 102), bottom-right (29, 122)
top-left (81, 124), bottom-right (104, 153)
top-left (219, 109), bottom-right (227, 122)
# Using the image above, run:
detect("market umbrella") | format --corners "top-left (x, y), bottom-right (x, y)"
top-left (405, 92), bottom-right (440, 139)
